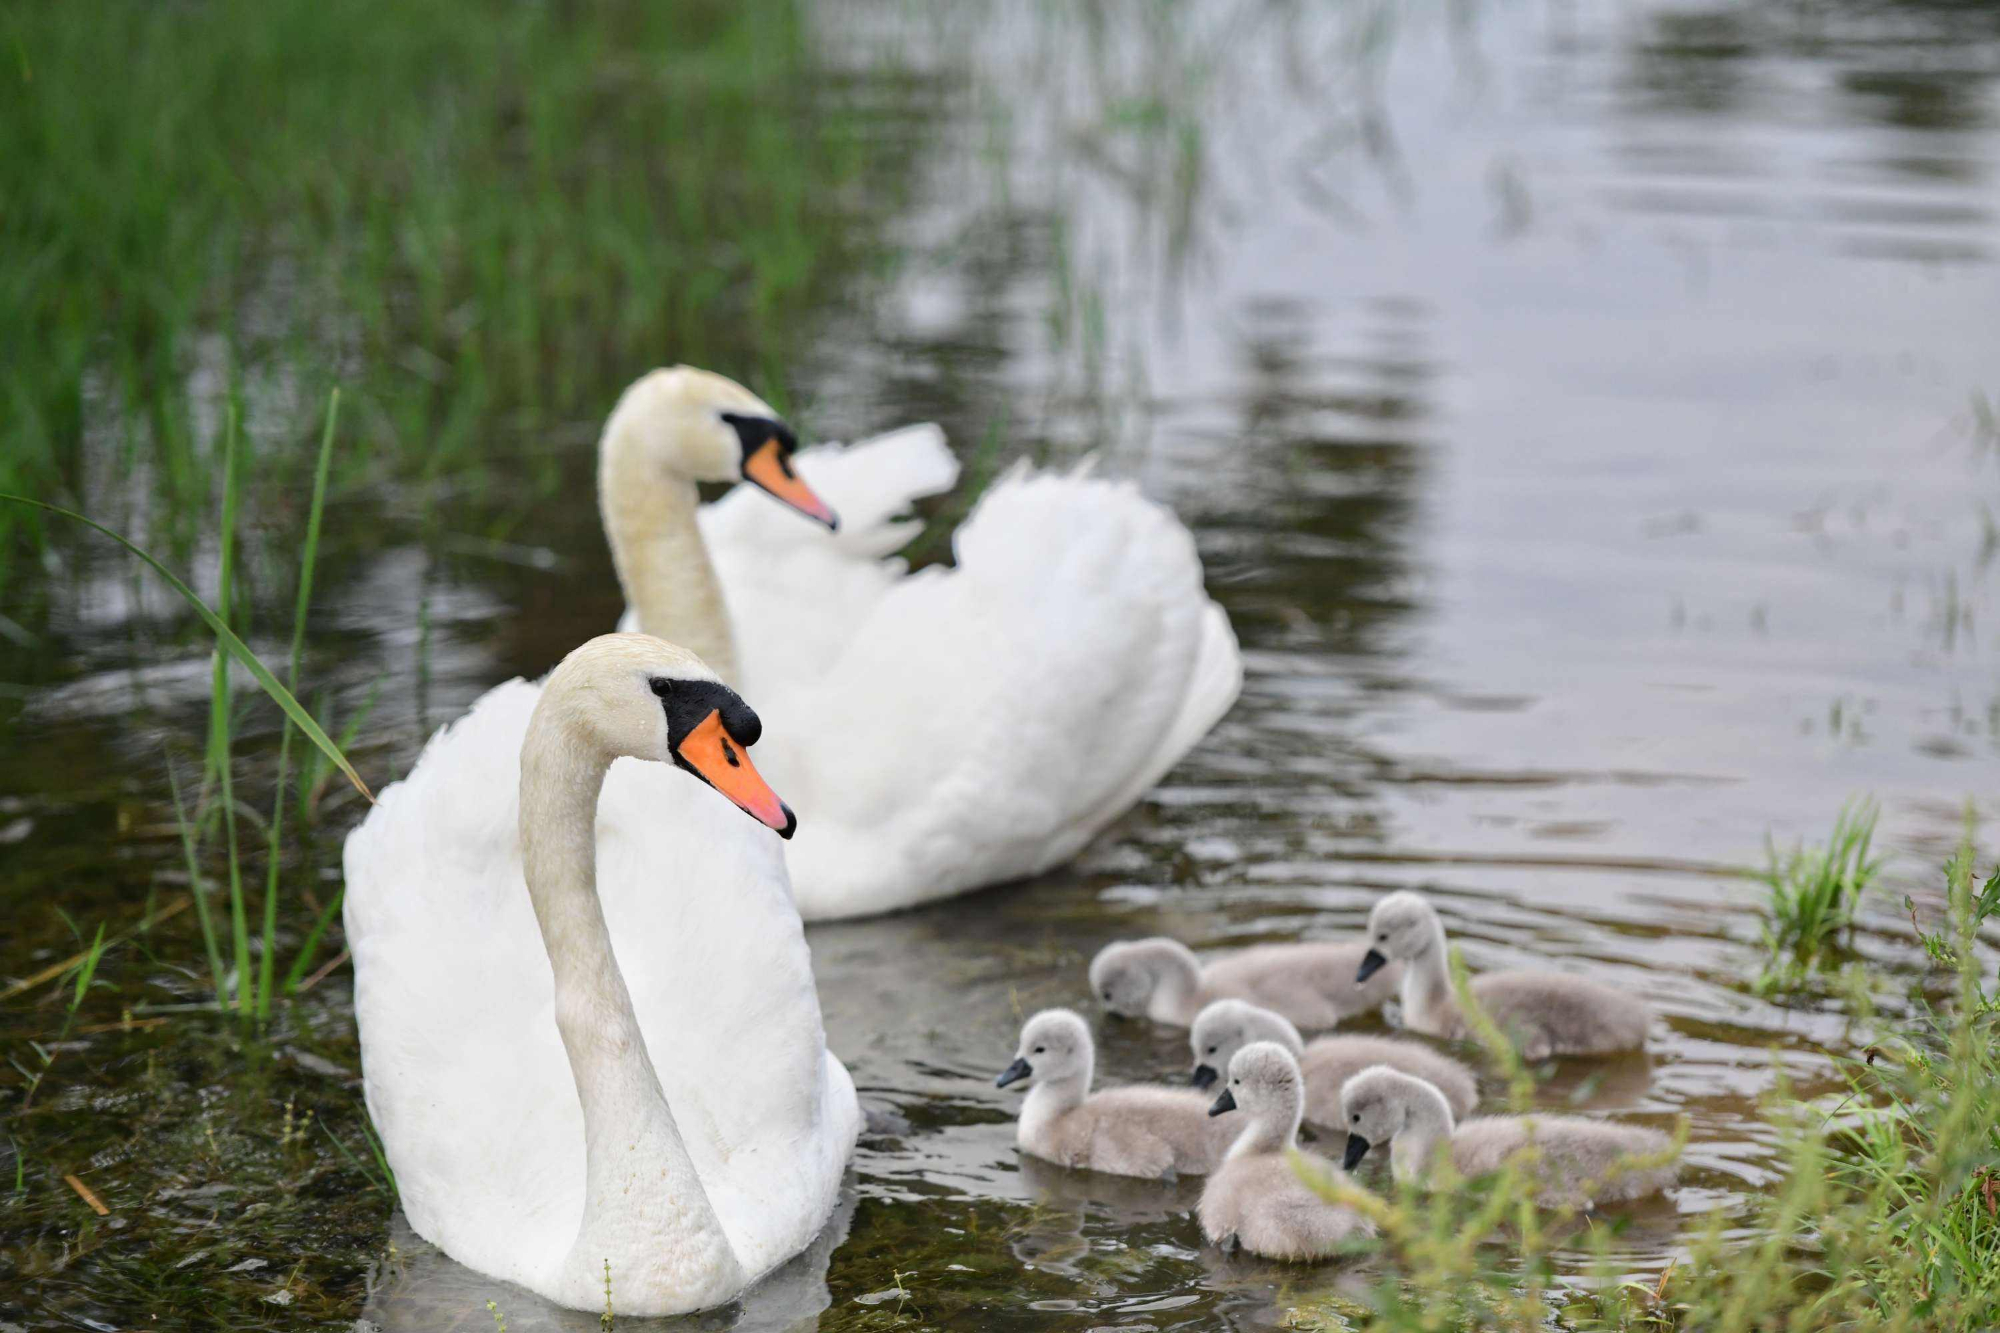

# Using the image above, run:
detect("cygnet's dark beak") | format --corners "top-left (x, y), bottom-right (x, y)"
top-left (1343, 1133), bottom-right (1372, 1170)
top-left (1191, 1064), bottom-right (1219, 1090)
top-left (1356, 948), bottom-right (1389, 983)
top-left (995, 1057), bottom-right (1032, 1089)
top-left (1208, 1088), bottom-right (1237, 1117)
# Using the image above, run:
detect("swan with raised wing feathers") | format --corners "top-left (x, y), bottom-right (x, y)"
top-left (344, 634), bottom-right (859, 1315)
top-left (604, 366), bottom-right (1242, 919)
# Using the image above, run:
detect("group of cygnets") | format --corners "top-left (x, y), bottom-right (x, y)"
top-left (995, 889), bottom-right (1676, 1262)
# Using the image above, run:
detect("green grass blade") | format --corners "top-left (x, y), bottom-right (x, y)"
top-left (69, 924), bottom-right (107, 1012)
top-left (281, 887), bottom-right (345, 996)
top-left (0, 497), bottom-right (374, 804)
top-left (257, 389), bottom-right (340, 1019)
top-left (166, 759), bottom-right (228, 998)
top-left (215, 404), bottom-right (249, 1015)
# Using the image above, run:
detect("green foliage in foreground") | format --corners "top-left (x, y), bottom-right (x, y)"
top-left (1289, 838), bottom-right (2000, 1333)
top-left (0, 0), bottom-right (894, 581)
top-left (1754, 798), bottom-right (1884, 982)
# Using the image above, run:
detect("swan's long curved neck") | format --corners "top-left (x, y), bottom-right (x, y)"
top-left (599, 416), bottom-right (739, 683)
top-left (519, 708), bottom-right (741, 1300)
top-left (1389, 1088), bottom-right (1456, 1186)
top-left (1399, 921), bottom-right (1457, 1029)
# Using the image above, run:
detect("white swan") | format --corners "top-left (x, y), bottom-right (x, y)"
top-left (344, 634), bottom-right (860, 1316)
top-left (603, 366), bottom-right (1243, 919)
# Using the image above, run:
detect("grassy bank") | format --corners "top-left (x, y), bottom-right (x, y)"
top-left (0, 0), bottom-right (903, 591)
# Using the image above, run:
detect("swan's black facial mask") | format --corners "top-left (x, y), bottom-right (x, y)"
top-left (650, 677), bottom-right (796, 838)
top-left (721, 412), bottom-right (838, 530)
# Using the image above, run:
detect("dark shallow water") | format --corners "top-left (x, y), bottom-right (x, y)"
top-left (4, 1), bottom-right (1999, 1329)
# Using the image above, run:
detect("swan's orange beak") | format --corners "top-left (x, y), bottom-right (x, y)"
top-left (674, 710), bottom-right (796, 838)
top-left (742, 440), bottom-right (838, 530)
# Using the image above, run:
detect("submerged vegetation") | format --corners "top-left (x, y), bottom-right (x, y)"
top-left (1753, 799), bottom-right (1885, 991)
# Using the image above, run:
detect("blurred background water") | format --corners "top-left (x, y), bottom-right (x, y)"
top-left (1, 1), bottom-right (1996, 1329)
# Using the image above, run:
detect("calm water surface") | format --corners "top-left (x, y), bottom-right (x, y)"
top-left (4, 1), bottom-right (1998, 1329)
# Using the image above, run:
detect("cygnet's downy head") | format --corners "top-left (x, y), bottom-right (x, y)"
top-left (995, 1009), bottom-right (1093, 1090)
top-left (1206, 1040), bottom-right (1303, 1126)
top-left (1088, 938), bottom-right (1198, 1018)
top-left (1357, 890), bottom-right (1442, 982)
top-left (1339, 1065), bottom-right (1448, 1170)
top-left (539, 634), bottom-right (795, 837)
top-left (611, 366), bottom-right (837, 529)
top-left (1189, 999), bottom-right (1304, 1091)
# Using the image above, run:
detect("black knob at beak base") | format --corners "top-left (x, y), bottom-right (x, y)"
top-left (995, 1057), bottom-right (1032, 1088)
top-left (1343, 1133), bottom-right (1372, 1171)
top-left (1191, 1064), bottom-right (1218, 1090)
top-left (1355, 948), bottom-right (1388, 983)
top-left (1208, 1088), bottom-right (1237, 1117)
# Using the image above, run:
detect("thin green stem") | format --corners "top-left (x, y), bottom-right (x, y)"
top-left (257, 389), bottom-right (340, 1020)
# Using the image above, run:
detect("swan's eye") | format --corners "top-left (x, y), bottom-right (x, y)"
top-left (1033, 1046), bottom-right (1045, 1055)
top-left (1377, 932), bottom-right (1387, 942)
top-left (1102, 990), bottom-right (1112, 1000)
top-left (1232, 1078), bottom-right (1241, 1086)
top-left (1206, 1046), bottom-right (1217, 1055)
top-left (649, 678), bottom-right (674, 698)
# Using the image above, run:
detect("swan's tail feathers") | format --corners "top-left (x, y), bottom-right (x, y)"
top-left (783, 464), bottom-right (1242, 919)
top-left (793, 423), bottom-right (959, 559)
top-left (1090, 597), bottom-right (1243, 832)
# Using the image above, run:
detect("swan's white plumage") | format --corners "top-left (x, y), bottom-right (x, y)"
top-left (344, 677), bottom-right (859, 1308)
top-left (724, 449), bottom-right (1241, 919)
top-left (618, 419), bottom-right (1241, 919)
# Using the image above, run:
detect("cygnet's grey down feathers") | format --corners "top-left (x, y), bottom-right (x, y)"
top-left (1091, 936), bottom-right (1402, 1028)
top-left (1190, 999), bottom-right (1479, 1124)
top-left (1197, 1151), bottom-right (1374, 1261)
top-left (1197, 1042), bottom-right (1376, 1261)
top-left (1448, 1114), bottom-right (1676, 1206)
top-left (1443, 972), bottom-right (1650, 1060)
top-left (1340, 1065), bottom-right (1676, 1209)
top-left (1020, 1083), bottom-right (1241, 1178)
top-left (998, 1008), bottom-right (1236, 1178)
top-left (1362, 890), bottom-right (1649, 1060)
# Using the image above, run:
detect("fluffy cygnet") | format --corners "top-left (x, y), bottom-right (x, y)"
top-left (1090, 935), bottom-right (1401, 1029)
top-left (1189, 998), bottom-right (1478, 1124)
top-left (1340, 1065), bottom-right (1677, 1208)
top-left (996, 1009), bottom-right (1239, 1178)
top-left (1197, 1042), bottom-right (1377, 1261)
top-left (1359, 891), bottom-right (1649, 1059)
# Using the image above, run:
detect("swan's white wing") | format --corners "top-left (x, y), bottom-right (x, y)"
top-left (344, 681), bottom-right (858, 1301)
top-left (698, 424), bottom-right (959, 691)
top-left (759, 464), bottom-right (1242, 920)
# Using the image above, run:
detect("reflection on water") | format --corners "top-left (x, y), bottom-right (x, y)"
top-left (2, 0), bottom-right (1998, 1329)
